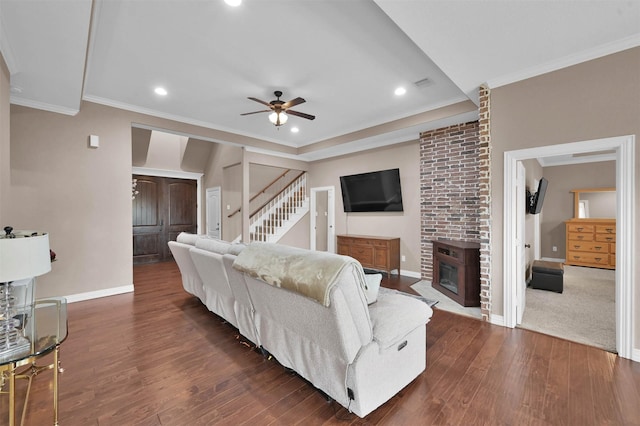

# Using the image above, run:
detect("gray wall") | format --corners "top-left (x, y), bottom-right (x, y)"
top-left (540, 161), bottom-right (615, 258)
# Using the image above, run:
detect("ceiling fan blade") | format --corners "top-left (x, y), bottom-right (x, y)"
top-left (287, 110), bottom-right (315, 120)
top-left (240, 109), bottom-right (271, 116)
top-left (282, 97), bottom-right (306, 109)
top-left (247, 97), bottom-right (272, 108)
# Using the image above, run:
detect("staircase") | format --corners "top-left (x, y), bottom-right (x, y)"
top-left (234, 172), bottom-right (309, 243)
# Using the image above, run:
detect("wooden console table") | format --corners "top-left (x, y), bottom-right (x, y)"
top-left (337, 235), bottom-right (400, 276)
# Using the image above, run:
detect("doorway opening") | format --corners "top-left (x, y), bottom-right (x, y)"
top-left (132, 168), bottom-right (203, 264)
top-left (503, 135), bottom-right (635, 359)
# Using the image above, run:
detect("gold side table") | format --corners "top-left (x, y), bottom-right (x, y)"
top-left (0, 298), bottom-right (68, 426)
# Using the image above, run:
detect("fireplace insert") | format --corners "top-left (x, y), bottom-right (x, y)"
top-left (432, 240), bottom-right (480, 307)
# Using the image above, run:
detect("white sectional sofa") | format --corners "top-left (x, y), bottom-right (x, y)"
top-left (168, 233), bottom-right (432, 418)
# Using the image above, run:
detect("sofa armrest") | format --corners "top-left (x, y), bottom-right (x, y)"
top-left (368, 292), bottom-right (432, 349)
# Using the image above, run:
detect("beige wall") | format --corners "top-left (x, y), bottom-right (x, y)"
top-left (490, 47), bottom-right (639, 349)
top-left (203, 144), bottom-right (242, 240)
top-left (309, 141), bottom-right (421, 274)
top-left (0, 54), bottom-right (10, 223)
top-left (9, 103), bottom-right (135, 298)
top-left (7, 100), bottom-right (279, 299)
top-left (540, 161), bottom-right (615, 258)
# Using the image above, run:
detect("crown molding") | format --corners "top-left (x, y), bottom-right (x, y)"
top-left (10, 95), bottom-right (79, 116)
top-left (487, 33), bottom-right (640, 89)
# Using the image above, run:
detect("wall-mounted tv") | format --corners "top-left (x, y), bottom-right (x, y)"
top-left (340, 168), bottom-right (403, 212)
top-left (528, 177), bottom-right (548, 214)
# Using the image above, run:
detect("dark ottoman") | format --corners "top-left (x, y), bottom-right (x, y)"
top-left (530, 260), bottom-right (564, 293)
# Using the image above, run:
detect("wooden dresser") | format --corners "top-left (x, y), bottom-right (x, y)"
top-left (337, 235), bottom-right (400, 276)
top-left (565, 219), bottom-right (616, 269)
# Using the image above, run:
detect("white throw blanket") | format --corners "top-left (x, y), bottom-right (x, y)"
top-left (232, 243), bottom-right (361, 307)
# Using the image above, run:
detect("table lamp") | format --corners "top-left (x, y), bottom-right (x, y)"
top-left (0, 226), bottom-right (51, 358)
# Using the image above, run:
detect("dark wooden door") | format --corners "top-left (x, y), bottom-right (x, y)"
top-left (132, 175), bottom-right (197, 264)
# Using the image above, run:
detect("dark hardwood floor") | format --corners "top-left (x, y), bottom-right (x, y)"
top-left (3, 261), bottom-right (639, 425)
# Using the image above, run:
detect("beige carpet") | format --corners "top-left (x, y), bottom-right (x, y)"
top-left (520, 265), bottom-right (615, 352)
top-left (412, 265), bottom-right (615, 352)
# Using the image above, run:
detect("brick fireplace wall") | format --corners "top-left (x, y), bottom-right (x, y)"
top-left (478, 86), bottom-right (492, 319)
top-left (420, 120), bottom-right (481, 278)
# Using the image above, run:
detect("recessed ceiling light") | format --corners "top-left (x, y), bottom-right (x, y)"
top-left (290, 127), bottom-right (299, 133)
top-left (154, 87), bottom-right (168, 96)
top-left (394, 87), bottom-right (406, 96)
top-left (225, 0), bottom-right (241, 6)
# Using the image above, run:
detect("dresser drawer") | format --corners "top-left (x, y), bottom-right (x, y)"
top-left (567, 241), bottom-right (609, 253)
top-left (338, 237), bottom-right (358, 246)
top-left (595, 225), bottom-right (616, 234)
top-left (568, 232), bottom-right (594, 242)
top-left (610, 243), bottom-right (616, 254)
top-left (566, 251), bottom-right (610, 266)
top-left (567, 224), bottom-right (594, 233)
top-left (595, 234), bottom-right (615, 243)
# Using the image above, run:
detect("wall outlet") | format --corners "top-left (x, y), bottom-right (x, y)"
top-left (552, 246), bottom-right (558, 252)
top-left (226, 204), bottom-right (231, 210)
top-left (401, 255), bottom-right (406, 262)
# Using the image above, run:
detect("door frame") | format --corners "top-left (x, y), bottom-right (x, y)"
top-left (310, 186), bottom-right (336, 252)
top-left (132, 167), bottom-right (204, 234)
top-left (515, 162), bottom-right (526, 324)
top-left (503, 135), bottom-right (635, 359)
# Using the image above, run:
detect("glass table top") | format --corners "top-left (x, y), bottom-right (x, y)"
top-left (0, 298), bottom-right (68, 366)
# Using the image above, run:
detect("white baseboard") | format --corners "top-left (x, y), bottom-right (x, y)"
top-left (399, 269), bottom-right (421, 279)
top-left (65, 284), bottom-right (134, 303)
top-left (632, 348), bottom-right (640, 363)
top-left (490, 314), bottom-right (505, 327)
top-left (540, 257), bottom-right (566, 263)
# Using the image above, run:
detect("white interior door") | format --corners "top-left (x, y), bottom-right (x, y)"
top-left (310, 187), bottom-right (336, 252)
top-left (206, 187), bottom-right (221, 239)
top-left (516, 162), bottom-right (526, 324)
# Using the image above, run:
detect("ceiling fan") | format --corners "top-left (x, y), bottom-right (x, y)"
top-left (241, 91), bottom-right (316, 127)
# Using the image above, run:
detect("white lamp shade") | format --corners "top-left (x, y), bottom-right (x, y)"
top-left (0, 231), bottom-right (51, 282)
top-left (269, 112), bottom-right (288, 125)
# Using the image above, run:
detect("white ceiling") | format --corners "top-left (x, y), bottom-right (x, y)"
top-left (1, 0), bottom-right (639, 161)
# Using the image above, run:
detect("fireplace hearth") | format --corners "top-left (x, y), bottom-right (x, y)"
top-left (432, 240), bottom-right (480, 307)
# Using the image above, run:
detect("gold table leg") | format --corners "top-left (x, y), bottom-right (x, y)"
top-left (53, 345), bottom-right (59, 426)
top-left (9, 363), bottom-right (16, 426)
top-left (3, 346), bottom-right (64, 426)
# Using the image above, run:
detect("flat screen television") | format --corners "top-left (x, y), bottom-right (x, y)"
top-left (340, 168), bottom-right (403, 212)
top-left (528, 177), bottom-right (548, 214)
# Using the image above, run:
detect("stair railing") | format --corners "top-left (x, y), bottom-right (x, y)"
top-left (250, 173), bottom-right (307, 242)
top-left (228, 169), bottom-right (298, 219)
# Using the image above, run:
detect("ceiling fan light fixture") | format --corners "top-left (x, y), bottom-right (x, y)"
top-left (269, 111), bottom-right (288, 126)
top-left (224, 0), bottom-right (242, 7)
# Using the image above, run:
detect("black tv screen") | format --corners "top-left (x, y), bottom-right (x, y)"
top-left (529, 177), bottom-right (548, 214)
top-left (340, 168), bottom-right (403, 212)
